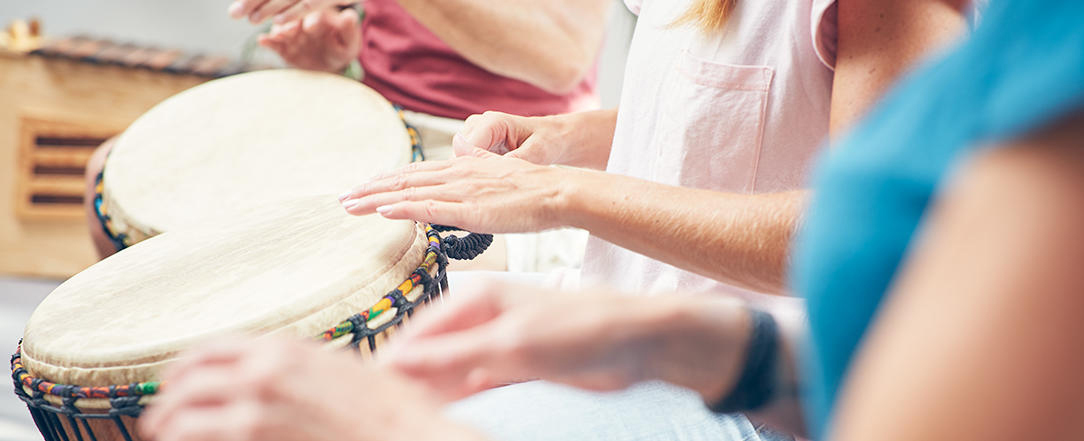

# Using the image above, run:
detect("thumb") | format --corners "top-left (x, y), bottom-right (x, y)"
top-left (503, 137), bottom-right (547, 164)
top-left (453, 118), bottom-right (514, 156)
top-left (452, 136), bottom-right (501, 159)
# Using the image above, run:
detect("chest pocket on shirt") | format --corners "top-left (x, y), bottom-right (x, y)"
top-left (651, 50), bottom-right (774, 193)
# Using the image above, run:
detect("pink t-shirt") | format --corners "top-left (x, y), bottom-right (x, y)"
top-left (581, 0), bottom-right (839, 296)
top-left (359, 0), bottom-right (599, 120)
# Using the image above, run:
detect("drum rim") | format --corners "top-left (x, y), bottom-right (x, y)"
top-left (92, 105), bottom-right (426, 253)
top-left (11, 224), bottom-right (448, 407)
top-left (101, 70), bottom-right (416, 243)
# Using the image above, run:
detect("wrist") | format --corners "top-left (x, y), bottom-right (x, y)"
top-left (650, 297), bottom-right (751, 404)
top-left (550, 167), bottom-right (602, 230)
top-left (549, 110), bottom-right (616, 169)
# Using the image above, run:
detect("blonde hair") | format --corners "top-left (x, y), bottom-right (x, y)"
top-left (672, 0), bottom-right (737, 32)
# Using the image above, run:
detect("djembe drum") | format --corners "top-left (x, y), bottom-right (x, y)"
top-left (11, 67), bottom-right (493, 441)
top-left (92, 68), bottom-right (420, 248)
top-left (12, 195), bottom-right (490, 441)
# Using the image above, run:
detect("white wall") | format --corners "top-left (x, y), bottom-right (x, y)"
top-left (1, 0), bottom-right (635, 107)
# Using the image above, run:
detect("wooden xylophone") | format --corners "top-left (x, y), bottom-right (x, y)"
top-left (1, 23), bottom-right (272, 278)
top-left (28, 35), bottom-right (264, 78)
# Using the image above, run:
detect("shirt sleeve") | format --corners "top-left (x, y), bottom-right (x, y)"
top-left (811, 0), bottom-right (839, 70)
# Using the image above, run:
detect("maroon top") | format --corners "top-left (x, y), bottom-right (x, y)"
top-left (359, 0), bottom-right (598, 120)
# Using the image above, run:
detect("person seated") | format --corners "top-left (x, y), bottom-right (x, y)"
top-left (139, 1), bottom-right (1084, 440)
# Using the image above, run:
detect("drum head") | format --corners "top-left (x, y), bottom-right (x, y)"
top-left (21, 195), bottom-right (428, 387)
top-left (104, 69), bottom-right (411, 236)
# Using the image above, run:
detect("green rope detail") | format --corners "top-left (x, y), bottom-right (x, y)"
top-left (138, 382), bottom-right (159, 395)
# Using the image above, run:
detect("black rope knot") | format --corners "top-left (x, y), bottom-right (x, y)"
top-left (441, 233), bottom-right (493, 260)
top-left (432, 225), bottom-right (493, 260)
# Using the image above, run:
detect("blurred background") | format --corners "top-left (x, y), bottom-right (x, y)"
top-left (0, 1), bottom-right (636, 439)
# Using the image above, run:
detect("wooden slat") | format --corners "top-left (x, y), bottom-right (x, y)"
top-left (27, 176), bottom-right (84, 196)
top-left (33, 147), bottom-right (94, 168)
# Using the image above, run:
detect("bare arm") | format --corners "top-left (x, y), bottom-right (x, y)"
top-left (562, 175), bottom-right (805, 294)
top-left (831, 113), bottom-right (1084, 441)
top-left (396, 0), bottom-right (611, 94)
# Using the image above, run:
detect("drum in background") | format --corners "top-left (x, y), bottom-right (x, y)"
top-left (13, 195), bottom-right (453, 441)
top-left (95, 69), bottom-right (414, 249)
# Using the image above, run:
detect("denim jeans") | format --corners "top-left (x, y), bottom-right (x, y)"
top-left (447, 381), bottom-right (791, 441)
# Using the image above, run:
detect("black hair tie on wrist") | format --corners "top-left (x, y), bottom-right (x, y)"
top-left (709, 308), bottom-right (779, 414)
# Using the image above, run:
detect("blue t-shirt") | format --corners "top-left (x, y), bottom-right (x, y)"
top-left (791, 0), bottom-right (1084, 437)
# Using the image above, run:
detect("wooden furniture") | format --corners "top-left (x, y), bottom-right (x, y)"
top-left (1, 31), bottom-right (258, 278)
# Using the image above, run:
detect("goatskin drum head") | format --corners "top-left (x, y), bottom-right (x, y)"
top-left (21, 195), bottom-right (427, 387)
top-left (103, 69), bottom-right (411, 236)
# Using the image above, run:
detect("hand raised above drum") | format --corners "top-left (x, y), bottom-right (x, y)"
top-left (339, 148), bottom-right (586, 233)
top-left (258, 6), bottom-right (360, 73)
top-left (140, 336), bottom-right (486, 441)
top-left (379, 281), bottom-right (752, 405)
top-left (452, 109), bottom-right (618, 170)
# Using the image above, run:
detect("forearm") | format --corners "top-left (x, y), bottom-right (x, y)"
top-left (396, 0), bottom-right (608, 94)
top-left (547, 109), bottom-right (617, 169)
top-left (559, 171), bottom-right (805, 294)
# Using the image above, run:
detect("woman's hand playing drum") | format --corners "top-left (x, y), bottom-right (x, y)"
top-left (257, 6), bottom-right (360, 73)
top-left (139, 337), bottom-right (486, 441)
top-left (378, 281), bottom-right (753, 405)
top-left (452, 109), bottom-right (618, 170)
top-left (339, 148), bottom-right (581, 233)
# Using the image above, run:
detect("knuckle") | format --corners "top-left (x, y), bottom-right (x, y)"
top-left (391, 173), bottom-right (407, 191)
top-left (423, 200), bottom-right (438, 220)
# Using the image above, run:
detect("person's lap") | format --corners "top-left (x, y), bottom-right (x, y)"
top-left (446, 380), bottom-right (786, 441)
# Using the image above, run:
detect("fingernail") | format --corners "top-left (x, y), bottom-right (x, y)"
top-left (338, 191), bottom-right (352, 202)
top-left (273, 14), bottom-right (287, 24)
top-left (250, 12), bottom-right (262, 23)
top-left (375, 205), bottom-right (392, 215)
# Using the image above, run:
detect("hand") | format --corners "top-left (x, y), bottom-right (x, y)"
top-left (452, 112), bottom-right (565, 165)
top-left (229, 0), bottom-right (349, 25)
top-left (139, 336), bottom-right (485, 441)
top-left (452, 109), bottom-right (617, 169)
top-left (378, 281), bottom-right (753, 404)
top-left (257, 7), bottom-right (360, 73)
top-left (338, 148), bottom-right (579, 233)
